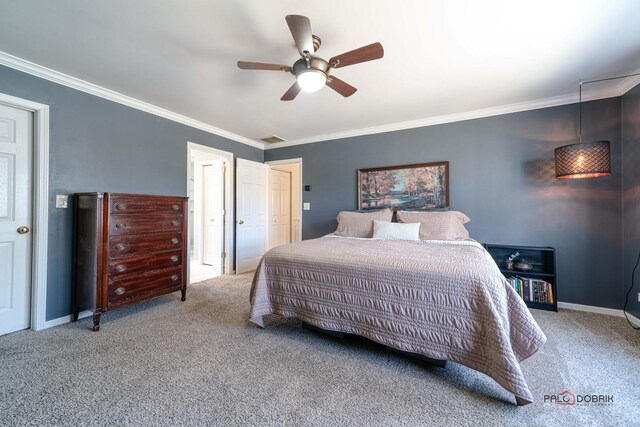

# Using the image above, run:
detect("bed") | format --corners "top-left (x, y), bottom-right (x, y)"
top-left (249, 234), bottom-right (546, 405)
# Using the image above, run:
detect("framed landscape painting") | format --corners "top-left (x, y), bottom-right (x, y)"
top-left (357, 161), bottom-right (449, 210)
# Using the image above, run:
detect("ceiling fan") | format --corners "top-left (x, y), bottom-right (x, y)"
top-left (237, 15), bottom-right (384, 101)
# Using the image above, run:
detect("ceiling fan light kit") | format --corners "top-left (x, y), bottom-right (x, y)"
top-left (237, 14), bottom-right (384, 101)
top-left (293, 56), bottom-right (329, 92)
top-left (297, 69), bottom-right (327, 92)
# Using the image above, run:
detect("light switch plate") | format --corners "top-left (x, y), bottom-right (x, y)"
top-left (55, 195), bottom-right (68, 209)
top-left (303, 202), bottom-right (310, 210)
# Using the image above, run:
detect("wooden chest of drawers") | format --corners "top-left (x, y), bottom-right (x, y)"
top-left (72, 193), bottom-right (188, 331)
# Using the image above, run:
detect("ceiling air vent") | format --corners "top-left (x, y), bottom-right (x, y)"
top-left (260, 135), bottom-right (286, 144)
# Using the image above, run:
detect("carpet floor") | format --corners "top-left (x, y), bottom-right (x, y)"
top-left (1, 273), bottom-right (639, 426)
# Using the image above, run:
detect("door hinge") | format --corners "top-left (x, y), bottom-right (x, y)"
top-left (221, 252), bottom-right (226, 259)
top-left (221, 209), bottom-right (226, 216)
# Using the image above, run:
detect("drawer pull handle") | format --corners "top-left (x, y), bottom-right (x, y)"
top-left (171, 204), bottom-right (180, 211)
top-left (171, 220), bottom-right (180, 226)
top-left (116, 203), bottom-right (127, 211)
top-left (170, 255), bottom-right (179, 262)
top-left (171, 238), bottom-right (179, 244)
top-left (115, 243), bottom-right (126, 251)
top-left (115, 265), bottom-right (126, 272)
top-left (170, 275), bottom-right (178, 282)
top-left (115, 222), bottom-right (126, 229)
top-left (114, 287), bottom-right (126, 296)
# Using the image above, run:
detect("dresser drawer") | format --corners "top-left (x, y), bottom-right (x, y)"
top-left (108, 250), bottom-right (182, 278)
top-left (109, 233), bottom-right (182, 258)
top-left (109, 215), bottom-right (183, 235)
top-left (108, 268), bottom-right (183, 308)
top-left (110, 195), bottom-right (184, 216)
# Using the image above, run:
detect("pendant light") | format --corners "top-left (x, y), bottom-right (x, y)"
top-left (554, 80), bottom-right (611, 179)
top-left (555, 72), bottom-right (640, 179)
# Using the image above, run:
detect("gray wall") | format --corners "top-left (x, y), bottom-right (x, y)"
top-left (623, 84), bottom-right (640, 318)
top-left (0, 65), bottom-right (263, 321)
top-left (1, 60), bottom-right (633, 318)
top-left (266, 98), bottom-right (624, 309)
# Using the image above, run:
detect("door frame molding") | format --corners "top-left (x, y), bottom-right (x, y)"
top-left (265, 158), bottom-right (303, 242)
top-left (0, 92), bottom-right (49, 331)
top-left (187, 142), bottom-right (234, 275)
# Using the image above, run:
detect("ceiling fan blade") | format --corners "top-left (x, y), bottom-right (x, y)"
top-left (237, 61), bottom-right (291, 71)
top-left (281, 82), bottom-right (301, 101)
top-left (285, 15), bottom-right (314, 56)
top-left (329, 42), bottom-right (384, 69)
top-left (326, 76), bottom-right (357, 97)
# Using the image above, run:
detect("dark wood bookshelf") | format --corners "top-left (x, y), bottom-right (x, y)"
top-left (483, 243), bottom-right (558, 312)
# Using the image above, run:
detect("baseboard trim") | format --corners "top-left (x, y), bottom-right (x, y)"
top-left (39, 303), bottom-right (640, 330)
top-left (43, 310), bottom-right (92, 329)
top-left (629, 313), bottom-right (640, 328)
top-left (557, 302), bottom-right (624, 317)
top-left (557, 302), bottom-right (640, 327)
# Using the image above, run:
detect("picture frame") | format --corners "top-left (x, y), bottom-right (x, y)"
top-left (357, 161), bottom-right (449, 210)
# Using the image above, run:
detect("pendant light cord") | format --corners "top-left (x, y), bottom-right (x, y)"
top-left (624, 249), bottom-right (640, 330)
top-left (583, 72), bottom-right (640, 85)
top-left (577, 72), bottom-right (640, 144)
top-left (579, 80), bottom-right (583, 143)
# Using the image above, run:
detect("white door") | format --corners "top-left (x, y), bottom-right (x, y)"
top-left (0, 104), bottom-right (33, 336)
top-left (236, 158), bottom-right (268, 274)
top-left (269, 169), bottom-right (291, 249)
top-left (202, 159), bottom-right (225, 273)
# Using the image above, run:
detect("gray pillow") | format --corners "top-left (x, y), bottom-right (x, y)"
top-left (396, 210), bottom-right (471, 240)
top-left (335, 208), bottom-right (393, 238)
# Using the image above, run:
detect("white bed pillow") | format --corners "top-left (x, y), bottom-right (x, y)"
top-left (335, 208), bottom-right (393, 238)
top-left (372, 220), bottom-right (421, 241)
top-left (396, 210), bottom-right (471, 240)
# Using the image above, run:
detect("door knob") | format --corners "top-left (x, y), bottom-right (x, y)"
top-left (17, 226), bottom-right (30, 234)
top-left (237, 219), bottom-right (244, 224)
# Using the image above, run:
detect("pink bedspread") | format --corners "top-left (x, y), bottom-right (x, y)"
top-left (250, 236), bottom-right (546, 405)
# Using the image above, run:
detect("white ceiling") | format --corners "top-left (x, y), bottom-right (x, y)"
top-left (1, 0), bottom-right (639, 149)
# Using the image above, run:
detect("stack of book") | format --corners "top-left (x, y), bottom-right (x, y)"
top-left (507, 276), bottom-right (554, 304)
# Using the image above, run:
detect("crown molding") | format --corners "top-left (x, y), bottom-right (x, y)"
top-left (2, 51), bottom-right (631, 152)
top-left (616, 66), bottom-right (640, 95)
top-left (0, 51), bottom-right (266, 150)
top-left (266, 85), bottom-right (621, 150)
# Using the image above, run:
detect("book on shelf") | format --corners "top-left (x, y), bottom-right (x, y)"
top-left (506, 276), bottom-right (554, 304)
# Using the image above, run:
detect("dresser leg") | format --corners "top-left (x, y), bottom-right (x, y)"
top-left (72, 306), bottom-right (80, 322)
top-left (92, 312), bottom-right (101, 332)
top-left (181, 287), bottom-right (186, 302)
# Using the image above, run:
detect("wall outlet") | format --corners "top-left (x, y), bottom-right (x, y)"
top-left (55, 195), bottom-right (68, 209)
top-left (303, 202), bottom-right (310, 211)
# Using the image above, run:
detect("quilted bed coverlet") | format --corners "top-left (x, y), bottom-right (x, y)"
top-left (249, 236), bottom-right (546, 404)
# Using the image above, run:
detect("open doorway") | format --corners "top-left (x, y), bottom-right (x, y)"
top-left (187, 142), bottom-right (233, 283)
top-left (266, 158), bottom-right (303, 248)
